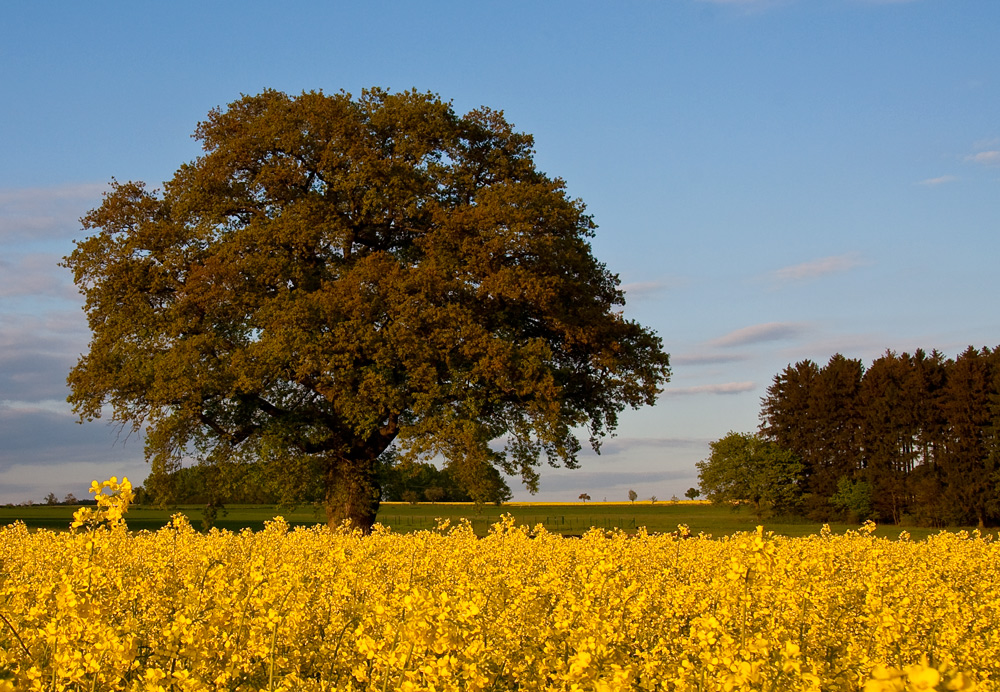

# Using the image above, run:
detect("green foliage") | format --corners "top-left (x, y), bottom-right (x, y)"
top-left (143, 462), bottom-right (286, 507)
top-left (64, 88), bottom-right (669, 532)
top-left (830, 477), bottom-right (873, 522)
top-left (685, 487), bottom-right (700, 501)
top-left (145, 449), bottom-right (513, 507)
top-left (697, 432), bottom-right (803, 518)
top-left (378, 454), bottom-right (512, 504)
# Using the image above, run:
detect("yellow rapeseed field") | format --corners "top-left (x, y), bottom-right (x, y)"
top-left (0, 478), bottom-right (993, 691)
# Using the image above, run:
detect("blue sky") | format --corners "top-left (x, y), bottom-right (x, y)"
top-left (1, 0), bottom-right (998, 504)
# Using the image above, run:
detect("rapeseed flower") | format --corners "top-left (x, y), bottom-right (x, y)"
top-left (0, 478), bottom-right (993, 691)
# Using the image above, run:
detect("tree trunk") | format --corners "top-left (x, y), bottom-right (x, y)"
top-left (324, 456), bottom-right (381, 533)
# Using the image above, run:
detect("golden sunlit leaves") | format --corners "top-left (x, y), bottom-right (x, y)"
top-left (64, 89), bottom-right (670, 530)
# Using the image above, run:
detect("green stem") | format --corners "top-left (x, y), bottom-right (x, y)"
top-left (0, 611), bottom-right (31, 660)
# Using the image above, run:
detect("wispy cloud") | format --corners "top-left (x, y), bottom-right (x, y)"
top-left (0, 253), bottom-right (77, 299)
top-left (966, 150), bottom-right (1000, 166)
top-left (672, 353), bottom-right (749, 366)
top-left (0, 311), bottom-right (89, 403)
top-left (0, 183), bottom-right (105, 242)
top-left (583, 436), bottom-right (709, 456)
top-left (0, 184), bottom-right (107, 206)
top-left (664, 381), bottom-right (756, 396)
top-left (694, 0), bottom-right (791, 13)
top-left (0, 404), bottom-right (138, 467)
top-left (770, 253), bottom-right (865, 282)
top-left (917, 175), bottom-right (958, 186)
top-left (621, 280), bottom-right (669, 302)
top-left (708, 322), bottom-right (807, 348)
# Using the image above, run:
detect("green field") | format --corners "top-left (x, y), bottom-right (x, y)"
top-left (0, 501), bottom-right (979, 540)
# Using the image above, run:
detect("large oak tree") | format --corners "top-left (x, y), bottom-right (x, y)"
top-left (65, 88), bottom-right (671, 531)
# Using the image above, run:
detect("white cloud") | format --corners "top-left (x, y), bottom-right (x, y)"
top-left (664, 381), bottom-right (756, 396)
top-left (966, 150), bottom-right (1000, 166)
top-left (708, 322), bottom-right (807, 348)
top-left (770, 253), bottom-right (865, 282)
top-left (917, 175), bottom-right (957, 186)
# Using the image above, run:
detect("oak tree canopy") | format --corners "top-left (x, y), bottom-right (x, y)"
top-left (65, 88), bottom-right (671, 531)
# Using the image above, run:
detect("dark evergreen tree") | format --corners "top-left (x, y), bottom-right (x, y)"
top-left (760, 360), bottom-right (821, 476)
top-left (761, 355), bottom-right (862, 519)
top-left (859, 351), bottom-right (922, 523)
top-left (905, 349), bottom-right (951, 525)
top-left (936, 347), bottom-right (998, 527)
top-left (808, 354), bottom-right (864, 505)
top-left (761, 346), bottom-right (1000, 526)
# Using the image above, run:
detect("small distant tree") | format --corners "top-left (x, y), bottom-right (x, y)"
top-left (685, 487), bottom-right (700, 501)
top-left (44, 493), bottom-right (58, 505)
top-left (697, 431), bottom-right (803, 518)
top-left (579, 493), bottom-right (591, 503)
top-left (424, 486), bottom-right (446, 504)
top-left (628, 489), bottom-right (638, 504)
top-left (401, 490), bottom-right (420, 505)
top-left (63, 493), bottom-right (78, 505)
top-left (670, 495), bottom-right (679, 503)
top-left (650, 496), bottom-right (657, 504)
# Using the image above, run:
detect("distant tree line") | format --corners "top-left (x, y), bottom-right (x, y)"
top-left (141, 451), bottom-right (512, 508)
top-left (760, 347), bottom-right (1000, 527)
top-left (380, 459), bottom-right (512, 505)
